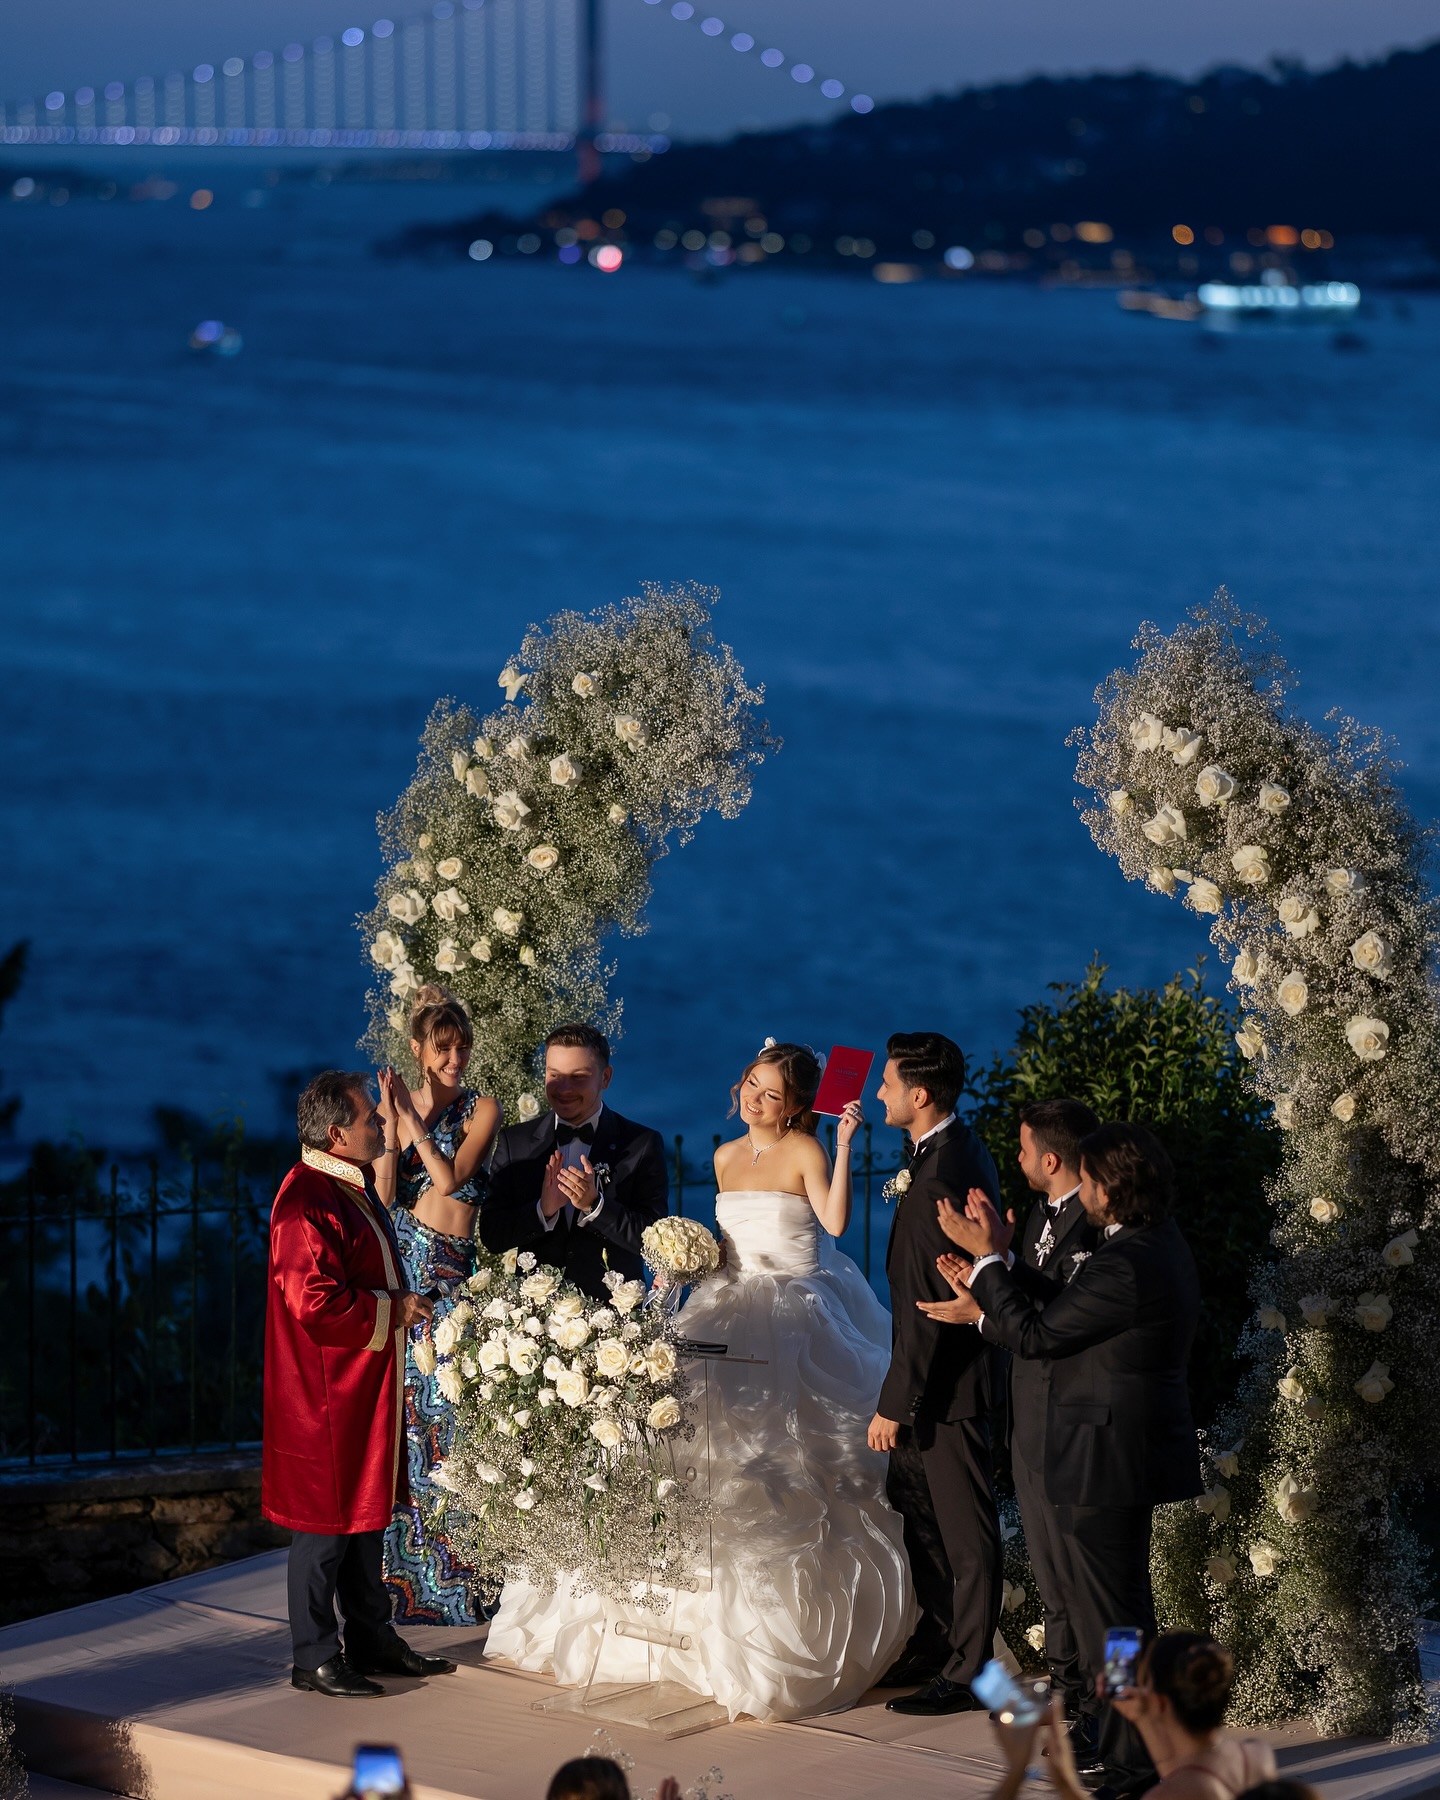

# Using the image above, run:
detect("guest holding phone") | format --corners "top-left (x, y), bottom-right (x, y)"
top-left (1109, 1632), bottom-right (1277, 1800)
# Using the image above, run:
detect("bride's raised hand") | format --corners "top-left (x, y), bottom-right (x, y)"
top-left (835, 1100), bottom-right (863, 1149)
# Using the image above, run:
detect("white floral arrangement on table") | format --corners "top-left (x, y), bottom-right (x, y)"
top-left (642, 1217), bottom-right (722, 1284)
top-left (422, 1248), bottom-right (706, 1606)
top-left (1073, 595), bottom-right (1440, 1739)
top-left (360, 584), bottom-right (777, 1113)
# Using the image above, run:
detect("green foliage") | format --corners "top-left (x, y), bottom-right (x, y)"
top-left (965, 960), bottom-right (1280, 1428)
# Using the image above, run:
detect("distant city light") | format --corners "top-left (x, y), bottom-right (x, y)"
top-left (591, 244), bottom-right (624, 271)
top-left (791, 64), bottom-right (813, 82)
top-left (191, 319), bottom-right (224, 344)
top-left (222, 59), bottom-right (243, 78)
top-left (821, 79), bottom-right (843, 98)
top-left (373, 19), bottom-right (396, 37)
top-left (283, 43), bottom-right (305, 61)
top-left (12, 177), bottom-right (35, 197)
top-left (760, 48), bottom-right (783, 67)
top-left (193, 65), bottom-right (214, 83)
top-left (730, 32), bottom-right (753, 50)
top-left (558, 243), bottom-right (582, 263)
top-left (44, 92), bottom-right (64, 111)
top-left (190, 188), bottom-right (214, 209)
top-left (944, 245), bottom-right (975, 270)
top-left (468, 238), bottom-right (494, 260)
top-left (343, 28), bottom-right (366, 46)
top-left (1172, 224), bottom-right (1194, 245)
top-left (1266, 224), bottom-right (1299, 246)
top-left (671, 3), bottom-right (694, 18)
top-left (1197, 280), bottom-right (1359, 312)
top-left (517, 232), bottom-right (541, 252)
top-left (253, 51), bottom-right (274, 68)
top-left (1075, 220), bottom-right (1112, 243)
top-left (700, 16), bottom-right (723, 34)
top-left (851, 94), bottom-right (873, 113)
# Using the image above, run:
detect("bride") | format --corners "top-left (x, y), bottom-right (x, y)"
top-left (484, 1041), bottom-right (917, 1720)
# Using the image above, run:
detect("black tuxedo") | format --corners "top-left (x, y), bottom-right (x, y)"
top-left (479, 1106), bottom-right (668, 1300)
top-left (1002, 1188), bottom-right (1097, 1709)
top-left (879, 1119), bottom-right (1003, 1685)
top-left (974, 1214), bottom-right (1201, 1789)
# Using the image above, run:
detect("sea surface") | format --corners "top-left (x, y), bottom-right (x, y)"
top-left (3, 172), bottom-right (1439, 1168)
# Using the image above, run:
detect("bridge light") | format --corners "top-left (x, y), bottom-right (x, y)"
top-left (850, 93), bottom-right (873, 112)
top-left (700, 16), bottom-right (723, 34)
top-left (193, 65), bottom-right (214, 83)
top-left (671, 4), bottom-right (694, 18)
top-left (468, 238), bottom-right (493, 260)
top-left (342, 27), bottom-right (365, 46)
top-left (820, 79), bottom-right (843, 98)
top-left (105, 80), bottom-right (126, 99)
top-left (283, 43), bottom-right (305, 61)
top-left (730, 33), bottom-right (753, 50)
top-left (791, 63), bottom-right (813, 82)
top-left (760, 48), bottom-right (784, 67)
top-left (253, 51), bottom-right (274, 68)
top-left (76, 86), bottom-right (96, 104)
top-left (433, 1), bottom-right (455, 16)
top-left (591, 244), bottom-right (623, 272)
top-left (373, 19), bottom-right (396, 36)
top-left (222, 59), bottom-right (244, 77)
top-left (44, 92), bottom-right (65, 112)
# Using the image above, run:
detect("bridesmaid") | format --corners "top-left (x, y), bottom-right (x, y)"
top-left (375, 984), bottom-right (501, 1626)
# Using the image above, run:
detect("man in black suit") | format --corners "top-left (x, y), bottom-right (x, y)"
top-left (479, 1022), bottom-right (668, 1300)
top-left (868, 1031), bottom-right (1003, 1717)
top-left (931, 1122), bottom-right (1202, 1800)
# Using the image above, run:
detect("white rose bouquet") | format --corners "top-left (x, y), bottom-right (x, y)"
top-left (426, 1248), bottom-right (705, 1606)
top-left (642, 1216), bottom-right (722, 1284)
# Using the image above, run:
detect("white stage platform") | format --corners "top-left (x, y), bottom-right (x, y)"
top-left (1, 1552), bottom-right (1437, 1800)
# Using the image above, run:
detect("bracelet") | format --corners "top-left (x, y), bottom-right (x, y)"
top-left (379, 1144), bottom-right (399, 1156)
top-left (414, 1129), bottom-right (435, 1148)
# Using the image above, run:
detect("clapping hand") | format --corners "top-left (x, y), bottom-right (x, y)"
top-left (836, 1100), bottom-right (864, 1149)
top-left (557, 1154), bottom-right (599, 1214)
top-left (917, 1254), bottom-right (983, 1325)
top-left (539, 1149), bottom-right (567, 1219)
top-left (936, 1187), bottom-right (1014, 1259)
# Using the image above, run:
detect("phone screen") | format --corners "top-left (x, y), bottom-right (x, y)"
top-left (971, 1657), bottom-right (1043, 1724)
top-left (353, 1745), bottom-right (407, 1797)
top-left (1102, 1627), bottom-right (1144, 1695)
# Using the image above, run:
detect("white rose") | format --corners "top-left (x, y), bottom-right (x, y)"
top-left (1232, 945), bottom-right (1262, 986)
top-left (1325, 867), bottom-right (1365, 897)
top-left (590, 1384), bottom-right (617, 1410)
top-left (501, 1248), bottom-right (519, 1275)
top-left (1206, 1556), bottom-right (1237, 1586)
top-left (1353, 1291), bottom-right (1393, 1333)
top-left (1231, 844), bottom-right (1271, 886)
top-left (1248, 1542), bottom-right (1280, 1577)
top-left (418, 833), bottom-right (433, 849)
top-left (526, 845), bottom-right (560, 874)
top-left (1234, 1020), bottom-right (1264, 1061)
top-left (1148, 866), bottom-right (1178, 896)
top-left (571, 671), bottom-right (599, 698)
top-left (1382, 1230), bottom-right (1418, 1268)
top-left (478, 1336), bottom-right (508, 1372)
top-left (516, 1093), bottom-right (541, 1121)
top-left (492, 906), bottom-right (524, 936)
top-left (470, 937), bottom-right (492, 963)
top-left (1275, 972), bottom-right (1309, 1016)
top-left (537, 1388), bottom-right (556, 1408)
top-left (466, 1268), bottom-right (492, 1293)
top-left (491, 790), bottom-right (532, 831)
top-left (433, 1314), bottom-right (463, 1355)
top-left (520, 1271), bottom-right (559, 1303)
top-left (1163, 725), bottom-right (1205, 766)
top-left (435, 937), bottom-right (465, 974)
top-left (473, 735), bottom-right (496, 760)
top-left (1330, 1091), bottom-right (1356, 1122)
top-left (1213, 1449), bottom-right (1241, 1479)
top-left (608, 804), bottom-right (629, 825)
top-left (614, 714), bottom-right (650, 749)
top-left (1277, 896), bottom-right (1321, 938)
top-left (621, 1321), bottom-right (642, 1341)
top-left (1299, 1294), bottom-right (1332, 1327)
top-left (513, 1488), bottom-right (537, 1511)
top-left (370, 929), bottom-right (407, 970)
top-left (452, 748), bottom-right (472, 781)
top-left (1196, 1483), bottom-right (1231, 1523)
top-left (1141, 804), bottom-right (1187, 846)
top-left (518, 945), bottom-right (537, 968)
top-left (593, 1338), bottom-right (629, 1379)
top-left (1345, 1015), bottom-right (1390, 1062)
top-left (611, 1280), bottom-right (646, 1315)
top-left (643, 1341), bottom-right (678, 1381)
top-left (412, 1336), bottom-right (437, 1376)
top-left (552, 1317), bottom-right (591, 1351)
top-left (542, 1355), bottom-right (566, 1382)
top-left (388, 961), bottom-right (420, 998)
top-left (1309, 1195), bottom-right (1342, 1225)
top-left (549, 753), bottom-right (582, 789)
top-left (1277, 1366), bottom-right (1305, 1402)
top-left (1129, 712), bottom-right (1166, 751)
top-left (436, 856), bottom-right (463, 881)
top-left (1107, 788), bottom-right (1135, 815)
top-left (387, 888), bottom-right (426, 925)
top-left (1195, 765), bottom-right (1237, 807)
top-left (1354, 1360), bottom-right (1394, 1404)
top-left (555, 1367), bottom-right (590, 1407)
top-left (647, 1395), bottom-right (682, 1431)
top-left (474, 1461), bottom-right (503, 1484)
top-left (656, 1476), bottom-right (678, 1500)
top-left (548, 1294), bottom-right (586, 1323)
top-left (498, 664), bottom-right (526, 700)
top-left (1350, 931), bottom-right (1393, 978)
top-left (464, 765), bottom-right (491, 799)
top-left (588, 1307), bottom-right (617, 1330)
top-left (436, 1363), bottom-right (465, 1404)
top-left (1257, 1307), bottom-right (1286, 1331)
top-left (1025, 1623), bottom-right (1047, 1651)
top-left (1274, 1474), bottom-right (1318, 1524)
top-left (506, 734), bottom-right (533, 761)
top-left (1257, 782), bottom-right (1291, 815)
top-left (460, 1352), bottom-right (478, 1380)
top-left (1273, 1094), bottom-right (1297, 1129)
top-left (628, 1353), bottom-right (649, 1376)
top-left (1186, 878), bottom-right (1223, 915)
top-left (590, 1415), bottom-right (624, 1448)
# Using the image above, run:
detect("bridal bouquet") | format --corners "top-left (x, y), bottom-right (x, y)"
top-left (426, 1248), bottom-right (706, 1604)
top-left (642, 1216), bottom-right (722, 1285)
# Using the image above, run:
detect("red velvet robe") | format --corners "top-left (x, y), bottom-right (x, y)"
top-left (262, 1149), bottom-right (408, 1534)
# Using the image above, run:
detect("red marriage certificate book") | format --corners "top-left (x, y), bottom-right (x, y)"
top-left (812, 1046), bottom-right (875, 1117)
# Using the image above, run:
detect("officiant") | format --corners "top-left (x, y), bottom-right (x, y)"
top-left (479, 1022), bottom-right (669, 1299)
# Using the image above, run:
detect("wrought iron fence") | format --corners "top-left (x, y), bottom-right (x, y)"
top-left (0, 1122), bottom-right (901, 1469)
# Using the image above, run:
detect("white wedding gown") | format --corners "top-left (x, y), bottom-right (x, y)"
top-left (485, 1191), bottom-right (918, 1720)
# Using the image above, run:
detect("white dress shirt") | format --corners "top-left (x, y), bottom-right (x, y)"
top-left (538, 1107), bottom-right (607, 1232)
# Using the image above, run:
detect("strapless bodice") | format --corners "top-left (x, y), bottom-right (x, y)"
top-left (715, 1190), bottom-right (820, 1277)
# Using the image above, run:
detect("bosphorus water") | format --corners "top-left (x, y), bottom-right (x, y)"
top-left (3, 171), bottom-right (1438, 1154)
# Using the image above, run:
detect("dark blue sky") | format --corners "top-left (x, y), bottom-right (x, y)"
top-left (4, 0), bottom-right (1436, 136)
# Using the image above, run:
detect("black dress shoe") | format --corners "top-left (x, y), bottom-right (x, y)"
top-left (878, 1653), bottom-right (945, 1688)
top-left (885, 1675), bottom-right (983, 1715)
top-left (347, 1639), bottom-right (458, 1678)
top-left (291, 1655), bottom-right (384, 1698)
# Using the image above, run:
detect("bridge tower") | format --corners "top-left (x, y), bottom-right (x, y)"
top-left (577, 0), bottom-right (603, 184)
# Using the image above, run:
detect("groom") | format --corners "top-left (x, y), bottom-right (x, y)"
top-left (479, 1021), bottom-right (668, 1299)
top-left (869, 1031), bottom-right (1003, 1715)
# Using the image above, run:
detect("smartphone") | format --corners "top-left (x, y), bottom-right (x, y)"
top-left (351, 1745), bottom-right (409, 1799)
top-left (1101, 1627), bottom-right (1145, 1696)
top-left (971, 1657), bottom-right (1045, 1725)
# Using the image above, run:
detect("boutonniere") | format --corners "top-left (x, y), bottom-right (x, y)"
top-left (591, 1161), bottom-right (612, 1189)
top-left (1066, 1250), bottom-right (1091, 1278)
top-left (883, 1168), bottom-right (912, 1205)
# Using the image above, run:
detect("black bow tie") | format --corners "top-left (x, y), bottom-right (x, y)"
top-left (556, 1122), bottom-right (595, 1147)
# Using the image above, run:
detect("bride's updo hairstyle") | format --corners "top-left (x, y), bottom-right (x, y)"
top-left (408, 984), bottom-right (474, 1060)
top-left (730, 1041), bottom-right (822, 1136)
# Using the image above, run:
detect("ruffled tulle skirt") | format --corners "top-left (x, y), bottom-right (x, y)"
top-left (485, 1242), bottom-right (917, 1720)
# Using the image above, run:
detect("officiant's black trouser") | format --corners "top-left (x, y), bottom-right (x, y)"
top-left (287, 1528), bottom-right (400, 1670)
top-left (886, 1414), bottom-right (1002, 1684)
top-left (1058, 1503), bottom-right (1158, 1792)
top-left (1012, 1442), bottom-right (1085, 1710)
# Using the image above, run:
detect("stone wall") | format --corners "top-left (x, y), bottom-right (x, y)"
top-left (0, 1452), bottom-right (287, 1625)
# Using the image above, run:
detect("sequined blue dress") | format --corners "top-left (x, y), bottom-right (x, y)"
top-left (383, 1089), bottom-right (488, 1625)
